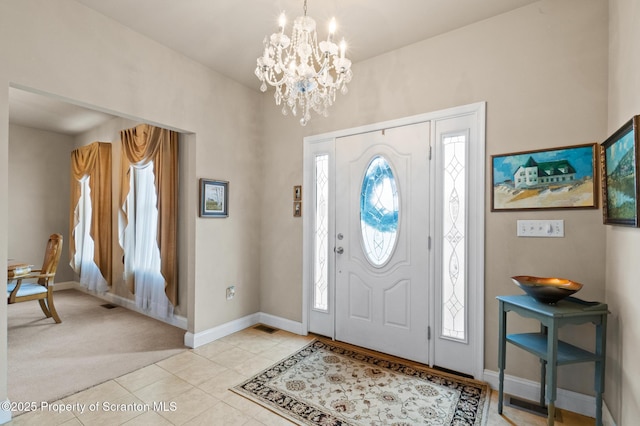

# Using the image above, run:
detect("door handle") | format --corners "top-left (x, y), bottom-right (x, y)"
top-left (335, 247), bottom-right (344, 254)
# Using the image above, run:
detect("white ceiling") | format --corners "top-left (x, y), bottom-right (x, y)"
top-left (10, 0), bottom-right (538, 135)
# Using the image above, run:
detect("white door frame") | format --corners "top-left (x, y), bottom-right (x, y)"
top-left (302, 102), bottom-right (485, 378)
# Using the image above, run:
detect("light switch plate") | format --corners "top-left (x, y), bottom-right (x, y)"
top-left (517, 220), bottom-right (564, 237)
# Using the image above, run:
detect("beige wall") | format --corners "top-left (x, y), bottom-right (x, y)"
top-left (259, 0), bottom-right (609, 397)
top-left (7, 124), bottom-right (75, 283)
top-left (0, 0), bottom-right (262, 408)
top-left (605, 0), bottom-right (640, 423)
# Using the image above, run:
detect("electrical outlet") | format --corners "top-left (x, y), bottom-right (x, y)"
top-left (226, 286), bottom-right (236, 300)
top-left (517, 220), bottom-right (564, 237)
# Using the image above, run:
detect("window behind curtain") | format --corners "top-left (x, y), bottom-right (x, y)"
top-left (71, 175), bottom-right (108, 292)
top-left (121, 162), bottom-right (173, 318)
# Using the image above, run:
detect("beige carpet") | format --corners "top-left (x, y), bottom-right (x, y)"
top-left (7, 289), bottom-right (187, 405)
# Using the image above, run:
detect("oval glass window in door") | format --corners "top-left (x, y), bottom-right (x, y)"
top-left (360, 155), bottom-right (399, 266)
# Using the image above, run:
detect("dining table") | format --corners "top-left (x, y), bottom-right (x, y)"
top-left (7, 260), bottom-right (33, 279)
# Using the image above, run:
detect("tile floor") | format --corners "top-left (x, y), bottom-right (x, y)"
top-left (7, 326), bottom-right (595, 425)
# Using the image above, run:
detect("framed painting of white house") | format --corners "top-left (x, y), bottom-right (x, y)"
top-left (199, 178), bottom-right (229, 217)
top-left (601, 115), bottom-right (640, 227)
top-left (491, 143), bottom-right (598, 211)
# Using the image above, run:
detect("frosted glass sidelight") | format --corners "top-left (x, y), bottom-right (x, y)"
top-left (360, 156), bottom-right (399, 267)
top-left (313, 155), bottom-right (329, 311)
top-left (441, 135), bottom-right (467, 340)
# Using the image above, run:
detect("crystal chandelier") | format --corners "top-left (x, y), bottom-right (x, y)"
top-left (255, 0), bottom-right (353, 126)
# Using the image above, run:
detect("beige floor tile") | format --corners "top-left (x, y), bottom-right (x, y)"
top-left (7, 404), bottom-right (75, 426)
top-left (116, 364), bottom-right (174, 393)
top-left (220, 390), bottom-right (264, 417)
top-left (219, 332), bottom-right (256, 346)
top-left (183, 401), bottom-right (252, 426)
top-left (259, 344), bottom-right (303, 362)
top-left (251, 408), bottom-right (298, 426)
top-left (192, 340), bottom-right (235, 359)
top-left (272, 337), bottom-right (315, 352)
top-left (170, 355), bottom-right (228, 386)
top-left (73, 392), bottom-right (147, 426)
top-left (62, 380), bottom-right (130, 408)
top-left (233, 354), bottom-right (278, 376)
top-left (59, 418), bottom-right (83, 426)
top-left (155, 386), bottom-right (218, 425)
top-left (132, 374), bottom-right (194, 405)
top-left (121, 410), bottom-right (174, 425)
top-left (233, 335), bottom-right (280, 355)
top-left (241, 420), bottom-right (268, 426)
top-left (155, 351), bottom-right (207, 374)
top-left (198, 368), bottom-right (248, 399)
top-left (212, 347), bottom-right (258, 369)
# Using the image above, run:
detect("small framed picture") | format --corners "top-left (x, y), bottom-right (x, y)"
top-left (601, 115), bottom-right (640, 226)
top-left (293, 185), bottom-right (302, 201)
top-left (200, 179), bottom-right (228, 217)
top-left (293, 201), bottom-right (302, 217)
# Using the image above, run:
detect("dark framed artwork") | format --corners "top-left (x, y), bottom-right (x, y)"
top-left (199, 179), bottom-right (228, 217)
top-left (601, 115), bottom-right (640, 226)
top-left (491, 143), bottom-right (598, 211)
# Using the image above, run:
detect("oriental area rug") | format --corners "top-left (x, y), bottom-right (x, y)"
top-left (232, 339), bottom-right (489, 425)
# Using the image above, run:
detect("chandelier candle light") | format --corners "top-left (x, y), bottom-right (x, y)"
top-left (255, 0), bottom-right (353, 126)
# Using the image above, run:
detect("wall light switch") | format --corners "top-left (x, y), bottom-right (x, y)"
top-left (517, 220), bottom-right (564, 238)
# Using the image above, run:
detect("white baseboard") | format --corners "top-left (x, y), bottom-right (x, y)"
top-left (60, 282), bottom-right (188, 330)
top-left (184, 313), bottom-right (261, 348)
top-left (258, 312), bottom-right (306, 335)
top-left (52, 281), bottom-right (77, 291)
top-left (0, 400), bottom-right (11, 425)
top-left (484, 369), bottom-right (615, 423)
top-left (184, 312), bottom-right (305, 348)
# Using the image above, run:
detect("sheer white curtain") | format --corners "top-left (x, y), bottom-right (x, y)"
top-left (120, 162), bottom-right (173, 318)
top-left (71, 175), bottom-right (108, 292)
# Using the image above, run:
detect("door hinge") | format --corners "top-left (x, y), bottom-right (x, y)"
top-left (429, 145), bottom-right (432, 160)
top-left (428, 236), bottom-right (431, 250)
top-left (427, 326), bottom-right (431, 340)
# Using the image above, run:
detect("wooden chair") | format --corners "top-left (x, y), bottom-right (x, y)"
top-left (7, 234), bottom-right (63, 323)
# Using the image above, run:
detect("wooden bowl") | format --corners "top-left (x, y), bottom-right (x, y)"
top-left (511, 275), bottom-right (583, 304)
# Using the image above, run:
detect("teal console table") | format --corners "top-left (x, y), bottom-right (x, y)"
top-left (497, 294), bottom-right (608, 426)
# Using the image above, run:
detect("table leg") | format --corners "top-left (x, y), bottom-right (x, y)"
top-left (540, 324), bottom-right (547, 406)
top-left (540, 359), bottom-right (546, 406)
top-left (594, 316), bottom-right (607, 426)
top-left (546, 323), bottom-right (558, 426)
top-left (498, 301), bottom-right (507, 414)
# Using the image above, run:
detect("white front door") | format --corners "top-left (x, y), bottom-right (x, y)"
top-left (334, 123), bottom-right (430, 363)
top-left (304, 102), bottom-right (486, 378)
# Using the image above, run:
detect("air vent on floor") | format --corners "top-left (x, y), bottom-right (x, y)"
top-left (100, 303), bottom-right (118, 309)
top-left (506, 395), bottom-right (562, 420)
top-left (253, 324), bottom-right (278, 334)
